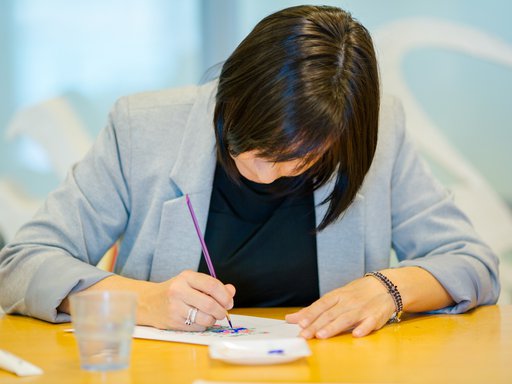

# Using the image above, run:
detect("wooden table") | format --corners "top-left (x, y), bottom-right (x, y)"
top-left (0, 306), bottom-right (511, 383)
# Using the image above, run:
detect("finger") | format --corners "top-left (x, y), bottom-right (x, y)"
top-left (157, 302), bottom-right (206, 332)
top-left (352, 316), bottom-right (378, 338)
top-left (183, 271), bottom-right (235, 309)
top-left (193, 309), bottom-right (217, 328)
top-left (225, 284), bottom-right (236, 306)
top-left (285, 309), bottom-right (305, 324)
top-left (317, 310), bottom-right (364, 339)
top-left (179, 304), bottom-right (220, 331)
top-left (300, 306), bottom-right (357, 339)
top-left (179, 320), bottom-right (206, 332)
top-left (316, 304), bottom-right (390, 339)
top-left (181, 284), bottom-right (229, 320)
top-left (352, 307), bottom-right (391, 338)
top-left (169, 271), bottom-right (233, 319)
top-left (288, 294), bottom-right (339, 329)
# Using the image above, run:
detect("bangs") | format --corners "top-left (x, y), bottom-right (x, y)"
top-left (258, 133), bottom-right (335, 172)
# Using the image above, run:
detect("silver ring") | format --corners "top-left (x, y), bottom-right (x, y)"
top-left (190, 307), bottom-right (198, 324)
top-left (185, 307), bottom-right (198, 326)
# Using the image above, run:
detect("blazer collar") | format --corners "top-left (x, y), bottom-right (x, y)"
top-left (169, 81), bottom-right (218, 195)
top-left (315, 179), bottom-right (366, 295)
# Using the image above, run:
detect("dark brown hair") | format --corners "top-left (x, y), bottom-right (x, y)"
top-left (214, 5), bottom-right (379, 231)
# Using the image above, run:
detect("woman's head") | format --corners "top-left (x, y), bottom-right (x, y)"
top-left (214, 5), bottom-right (379, 230)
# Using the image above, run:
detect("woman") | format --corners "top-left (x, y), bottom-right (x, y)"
top-left (0, 5), bottom-right (499, 339)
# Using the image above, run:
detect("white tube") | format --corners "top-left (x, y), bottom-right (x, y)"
top-left (0, 349), bottom-right (43, 376)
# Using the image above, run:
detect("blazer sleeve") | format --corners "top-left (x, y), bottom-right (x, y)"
top-left (0, 97), bottom-right (133, 323)
top-left (389, 100), bottom-right (500, 313)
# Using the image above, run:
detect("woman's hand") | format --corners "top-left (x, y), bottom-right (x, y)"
top-left (138, 270), bottom-right (236, 331)
top-left (286, 266), bottom-right (454, 339)
top-left (59, 270), bottom-right (235, 331)
top-left (286, 275), bottom-right (395, 339)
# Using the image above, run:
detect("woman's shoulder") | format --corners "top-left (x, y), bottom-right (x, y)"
top-left (104, 81), bottom-right (217, 141)
top-left (117, 81), bottom-right (216, 112)
top-left (372, 94), bottom-right (407, 164)
top-left (379, 94), bottom-right (406, 138)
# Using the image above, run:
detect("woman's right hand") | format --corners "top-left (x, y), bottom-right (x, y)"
top-left (59, 270), bottom-right (235, 331)
top-left (138, 270), bottom-right (236, 331)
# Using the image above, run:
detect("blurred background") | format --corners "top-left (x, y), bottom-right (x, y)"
top-left (0, 0), bottom-right (511, 302)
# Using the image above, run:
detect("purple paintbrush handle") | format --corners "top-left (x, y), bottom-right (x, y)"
top-left (186, 194), bottom-right (217, 279)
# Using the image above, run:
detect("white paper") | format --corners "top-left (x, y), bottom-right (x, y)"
top-left (132, 315), bottom-right (301, 345)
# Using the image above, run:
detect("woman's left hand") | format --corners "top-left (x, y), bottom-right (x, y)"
top-left (285, 275), bottom-right (396, 338)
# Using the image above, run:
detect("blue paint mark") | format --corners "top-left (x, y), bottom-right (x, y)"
top-left (208, 326), bottom-right (248, 334)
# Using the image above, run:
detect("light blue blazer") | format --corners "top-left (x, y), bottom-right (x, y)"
top-left (0, 82), bottom-right (500, 322)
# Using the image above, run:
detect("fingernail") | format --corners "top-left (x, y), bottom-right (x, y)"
top-left (353, 329), bottom-right (363, 337)
top-left (301, 330), bottom-right (312, 339)
top-left (316, 330), bottom-right (327, 339)
top-left (299, 319), bottom-right (309, 328)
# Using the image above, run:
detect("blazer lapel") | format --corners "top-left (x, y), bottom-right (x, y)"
top-left (315, 181), bottom-right (366, 295)
top-left (149, 82), bottom-right (217, 281)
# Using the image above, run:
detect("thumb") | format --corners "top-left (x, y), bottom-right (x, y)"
top-left (225, 283), bottom-right (236, 297)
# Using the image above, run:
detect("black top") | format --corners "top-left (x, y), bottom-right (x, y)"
top-left (198, 162), bottom-right (319, 307)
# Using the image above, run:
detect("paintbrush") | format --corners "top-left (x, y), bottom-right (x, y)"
top-left (185, 194), bottom-right (234, 329)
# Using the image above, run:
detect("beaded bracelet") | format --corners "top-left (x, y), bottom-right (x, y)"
top-left (365, 271), bottom-right (403, 323)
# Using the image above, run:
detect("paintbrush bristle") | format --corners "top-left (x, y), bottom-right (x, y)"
top-left (226, 312), bottom-right (234, 329)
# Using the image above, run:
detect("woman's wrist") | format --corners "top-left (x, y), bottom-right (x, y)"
top-left (364, 271), bottom-right (403, 322)
top-left (58, 275), bottom-right (156, 324)
top-left (376, 266), bottom-right (454, 313)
